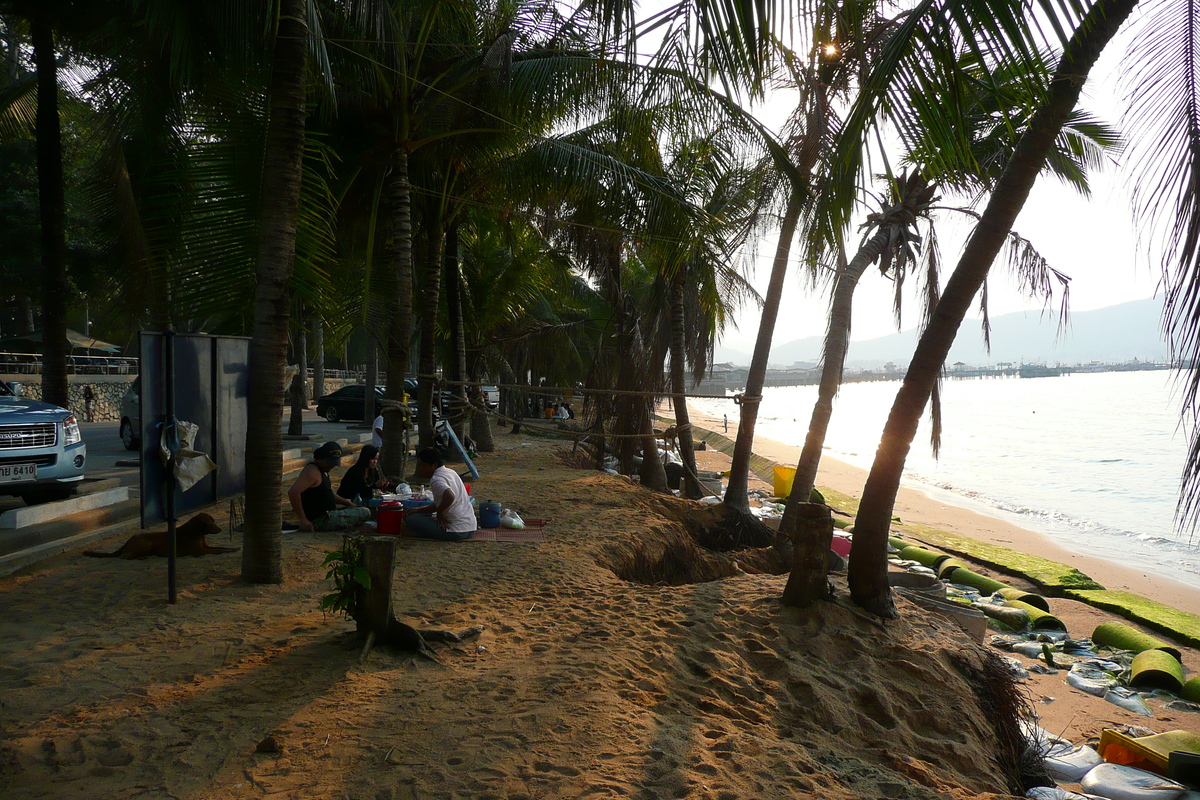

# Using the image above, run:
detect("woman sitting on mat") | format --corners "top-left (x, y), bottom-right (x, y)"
top-left (337, 445), bottom-right (396, 501)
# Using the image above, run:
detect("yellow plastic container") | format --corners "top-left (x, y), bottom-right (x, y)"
top-left (773, 466), bottom-right (797, 498)
top-left (1097, 729), bottom-right (1200, 775)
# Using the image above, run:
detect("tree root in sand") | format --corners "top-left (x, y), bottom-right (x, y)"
top-left (358, 622), bottom-right (485, 663)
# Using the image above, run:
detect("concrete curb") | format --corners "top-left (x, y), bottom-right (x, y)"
top-left (0, 514), bottom-right (144, 577)
top-left (0, 487), bottom-right (132, 529)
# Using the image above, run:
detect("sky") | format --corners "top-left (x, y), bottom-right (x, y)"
top-left (716, 26), bottom-right (1164, 355)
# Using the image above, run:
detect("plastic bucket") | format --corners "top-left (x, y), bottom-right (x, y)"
top-left (773, 466), bottom-right (796, 498)
top-left (377, 502), bottom-right (404, 535)
top-left (480, 501), bottom-right (502, 528)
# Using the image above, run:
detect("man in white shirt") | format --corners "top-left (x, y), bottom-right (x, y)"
top-left (404, 447), bottom-right (476, 541)
top-left (372, 414), bottom-right (384, 448)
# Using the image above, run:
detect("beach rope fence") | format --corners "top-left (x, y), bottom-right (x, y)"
top-left (407, 376), bottom-right (761, 493)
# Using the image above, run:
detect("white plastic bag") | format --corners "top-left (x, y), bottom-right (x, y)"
top-left (499, 509), bottom-right (525, 529)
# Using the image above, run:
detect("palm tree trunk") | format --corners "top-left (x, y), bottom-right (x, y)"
top-left (364, 334), bottom-right (378, 423)
top-left (31, 19), bottom-right (68, 409)
top-left (416, 220), bottom-right (444, 451)
top-left (848, 0), bottom-right (1138, 617)
top-left (468, 354), bottom-right (495, 452)
top-left (380, 149), bottom-right (413, 479)
top-left (444, 221), bottom-right (469, 441)
top-left (639, 425), bottom-right (668, 491)
top-left (311, 314), bottom-right (324, 403)
top-left (297, 310), bottom-right (308, 408)
top-left (669, 280), bottom-right (702, 499)
top-left (785, 233), bottom-right (886, 513)
top-left (241, 0), bottom-right (308, 584)
top-left (724, 191), bottom-right (802, 510)
top-left (287, 313), bottom-right (306, 435)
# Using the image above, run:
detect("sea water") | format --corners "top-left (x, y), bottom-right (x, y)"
top-left (692, 370), bottom-right (1200, 588)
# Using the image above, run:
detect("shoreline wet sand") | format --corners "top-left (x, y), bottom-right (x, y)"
top-left (683, 405), bottom-right (1200, 614)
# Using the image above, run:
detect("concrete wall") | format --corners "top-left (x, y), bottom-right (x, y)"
top-left (0, 375), bottom-right (362, 422)
top-left (1, 375), bottom-right (136, 422)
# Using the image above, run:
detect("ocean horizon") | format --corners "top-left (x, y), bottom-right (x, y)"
top-left (692, 370), bottom-right (1200, 589)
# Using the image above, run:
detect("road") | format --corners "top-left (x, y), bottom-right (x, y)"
top-left (76, 410), bottom-right (374, 490)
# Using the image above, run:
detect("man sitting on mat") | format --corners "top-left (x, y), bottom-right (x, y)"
top-left (404, 447), bottom-right (477, 541)
top-left (289, 442), bottom-right (372, 532)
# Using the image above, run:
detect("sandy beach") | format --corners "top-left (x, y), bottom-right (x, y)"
top-left (1, 422), bottom-right (1199, 799)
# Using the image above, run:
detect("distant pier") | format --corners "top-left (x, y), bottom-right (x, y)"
top-left (691, 358), bottom-right (1177, 394)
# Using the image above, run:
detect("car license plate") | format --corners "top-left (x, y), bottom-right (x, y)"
top-left (0, 464), bottom-right (37, 483)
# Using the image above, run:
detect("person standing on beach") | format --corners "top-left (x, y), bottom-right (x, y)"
top-left (723, 413), bottom-right (728, 433)
top-left (372, 413), bottom-right (384, 448)
top-left (83, 385), bottom-right (96, 422)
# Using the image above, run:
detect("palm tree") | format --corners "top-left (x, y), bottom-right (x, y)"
top-left (784, 52), bottom-right (1119, 512)
top-left (843, 0), bottom-right (1139, 617)
top-left (1, 1), bottom-right (72, 407)
top-left (644, 134), bottom-right (765, 497)
top-left (240, 0), bottom-right (313, 584)
top-left (786, 170), bottom-right (937, 505)
top-left (721, 15), bottom-right (892, 511)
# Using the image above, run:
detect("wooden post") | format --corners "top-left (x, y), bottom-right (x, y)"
top-left (780, 502), bottom-right (835, 608)
top-left (357, 536), bottom-right (396, 636)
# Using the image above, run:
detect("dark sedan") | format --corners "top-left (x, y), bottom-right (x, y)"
top-left (315, 385), bottom-right (386, 422)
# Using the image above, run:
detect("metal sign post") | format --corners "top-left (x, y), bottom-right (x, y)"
top-left (164, 328), bottom-right (177, 605)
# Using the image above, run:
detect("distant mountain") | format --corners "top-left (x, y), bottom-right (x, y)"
top-left (719, 297), bottom-right (1168, 369)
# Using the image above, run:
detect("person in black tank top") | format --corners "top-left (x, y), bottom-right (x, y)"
top-left (287, 442), bottom-right (371, 532)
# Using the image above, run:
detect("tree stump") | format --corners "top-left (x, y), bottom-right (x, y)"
top-left (780, 502), bottom-right (835, 608)
top-left (356, 536), bottom-right (396, 637)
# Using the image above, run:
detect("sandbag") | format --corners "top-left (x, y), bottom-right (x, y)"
top-left (899, 546), bottom-right (947, 569)
top-left (1005, 599), bottom-right (1066, 631)
top-left (1104, 686), bottom-right (1154, 717)
top-left (943, 566), bottom-right (1008, 596)
top-left (1079, 762), bottom-right (1187, 800)
top-left (1130, 650), bottom-right (1185, 694)
top-left (936, 557), bottom-right (968, 578)
top-left (1068, 662), bottom-right (1119, 697)
top-left (977, 604), bottom-right (1032, 631)
top-left (996, 585), bottom-right (1051, 612)
top-left (1093, 622), bottom-right (1182, 661)
top-left (1026, 788), bottom-right (1106, 799)
top-left (1045, 742), bottom-right (1104, 783)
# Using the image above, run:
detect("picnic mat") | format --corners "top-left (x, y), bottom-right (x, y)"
top-left (465, 518), bottom-right (548, 543)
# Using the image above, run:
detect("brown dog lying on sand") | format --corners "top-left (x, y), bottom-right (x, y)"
top-left (84, 512), bottom-right (238, 559)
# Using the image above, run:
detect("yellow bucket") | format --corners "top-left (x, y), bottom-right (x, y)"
top-left (773, 466), bottom-right (796, 498)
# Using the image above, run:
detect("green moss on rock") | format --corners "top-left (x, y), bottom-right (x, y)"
top-left (1064, 589), bottom-right (1200, 649)
top-left (897, 524), bottom-right (1102, 593)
